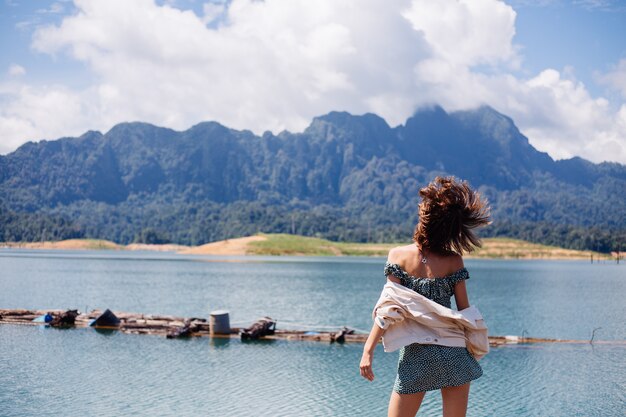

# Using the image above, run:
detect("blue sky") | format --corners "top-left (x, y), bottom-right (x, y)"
top-left (512, 1), bottom-right (626, 101)
top-left (0, 0), bottom-right (625, 163)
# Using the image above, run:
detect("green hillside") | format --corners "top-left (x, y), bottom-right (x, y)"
top-left (246, 234), bottom-right (612, 259)
top-left (1, 107), bottom-right (624, 253)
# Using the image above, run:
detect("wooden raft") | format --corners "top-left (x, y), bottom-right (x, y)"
top-left (1, 309), bottom-right (623, 346)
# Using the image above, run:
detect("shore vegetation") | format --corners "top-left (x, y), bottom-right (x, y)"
top-left (1, 234), bottom-right (615, 260)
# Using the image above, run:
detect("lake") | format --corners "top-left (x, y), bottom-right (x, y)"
top-left (1, 250), bottom-right (624, 416)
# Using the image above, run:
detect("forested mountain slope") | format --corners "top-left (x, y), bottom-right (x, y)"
top-left (1, 106), bottom-right (624, 251)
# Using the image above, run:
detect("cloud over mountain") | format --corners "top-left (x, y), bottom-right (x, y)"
top-left (0, 0), bottom-right (624, 163)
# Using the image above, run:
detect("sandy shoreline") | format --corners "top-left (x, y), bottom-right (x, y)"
top-left (0, 235), bottom-right (617, 260)
top-left (179, 235), bottom-right (267, 255)
top-left (0, 239), bottom-right (189, 252)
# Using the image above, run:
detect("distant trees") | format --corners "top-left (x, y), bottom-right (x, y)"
top-left (133, 228), bottom-right (171, 244)
top-left (479, 221), bottom-right (625, 254)
top-left (2, 200), bottom-right (623, 253)
top-left (0, 204), bottom-right (83, 242)
top-left (0, 107), bottom-right (624, 252)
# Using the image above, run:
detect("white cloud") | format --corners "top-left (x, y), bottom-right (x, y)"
top-left (15, 18), bottom-right (42, 32)
top-left (514, 69), bottom-right (626, 163)
top-left (510, 0), bottom-right (626, 11)
top-left (573, 0), bottom-right (626, 11)
top-left (403, 0), bottom-right (519, 68)
top-left (597, 58), bottom-right (626, 99)
top-left (202, 2), bottom-right (227, 25)
top-left (26, 0), bottom-right (428, 133)
top-left (0, 83), bottom-right (100, 153)
top-left (0, 0), bottom-right (624, 164)
top-left (7, 64), bottom-right (26, 76)
top-left (36, 2), bottom-right (65, 14)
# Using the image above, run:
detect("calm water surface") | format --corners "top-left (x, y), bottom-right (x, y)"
top-left (1, 250), bottom-right (624, 416)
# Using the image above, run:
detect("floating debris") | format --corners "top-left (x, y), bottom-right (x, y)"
top-left (240, 317), bottom-right (276, 340)
top-left (90, 309), bottom-right (121, 328)
top-left (167, 319), bottom-right (204, 339)
top-left (49, 309), bottom-right (79, 328)
top-left (209, 310), bottom-right (231, 335)
top-left (1, 308), bottom-right (624, 347)
top-left (32, 313), bottom-right (53, 323)
top-left (330, 326), bottom-right (355, 344)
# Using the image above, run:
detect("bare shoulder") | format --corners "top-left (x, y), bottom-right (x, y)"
top-left (387, 244), bottom-right (417, 264)
top-left (386, 245), bottom-right (415, 284)
top-left (447, 253), bottom-right (465, 269)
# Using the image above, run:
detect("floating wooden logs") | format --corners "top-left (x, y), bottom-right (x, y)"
top-left (240, 317), bottom-right (276, 340)
top-left (167, 319), bottom-right (204, 339)
top-left (1, 308), bottom-right (625, 347)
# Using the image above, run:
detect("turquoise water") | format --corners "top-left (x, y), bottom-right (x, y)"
top-left (1, 250), bottom-right (625, 416)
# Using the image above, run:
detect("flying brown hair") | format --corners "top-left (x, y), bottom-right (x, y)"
top-left (413, 176), bottom-right (491, 255)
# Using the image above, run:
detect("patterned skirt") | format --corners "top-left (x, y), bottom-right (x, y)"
top-left (393, 343), bottom-right (483, 394)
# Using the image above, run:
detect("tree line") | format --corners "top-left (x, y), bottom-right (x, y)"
top-left (1, 202), bottom-right (623, 253)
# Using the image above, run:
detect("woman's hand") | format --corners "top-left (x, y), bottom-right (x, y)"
top-left (360, 350), bottom-right (375, 381)
top-left (361, 321), bottom-right (384, 382)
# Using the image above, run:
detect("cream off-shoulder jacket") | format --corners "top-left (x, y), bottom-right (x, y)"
top-left (372, 280), bottom-right (489, 360)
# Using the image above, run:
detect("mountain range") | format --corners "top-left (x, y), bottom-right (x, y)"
top-left (1, 105), bottom-right (624, 251)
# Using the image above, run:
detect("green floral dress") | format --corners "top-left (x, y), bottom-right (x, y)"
top-left (384, 262), bottom-right (483, 393)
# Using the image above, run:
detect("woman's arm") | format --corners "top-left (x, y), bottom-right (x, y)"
top-left (453, 280), bottom-right (470, 310)
top-left (360, 247), bottom-right (402, 382)
top-left (360, 248), bottom-right (401, 381)
top-left (451, 255), bottom-right (470, 310)
top-left (360, 322), bottom-right (384, 381)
